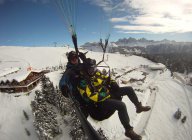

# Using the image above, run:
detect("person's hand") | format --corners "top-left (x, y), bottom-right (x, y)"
top-left (78, 52), bottom-right (86, 61)
top-left (110, 81), bottom-right (119, 91)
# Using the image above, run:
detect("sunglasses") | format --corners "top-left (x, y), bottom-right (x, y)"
top-left (71, 55), bottom-right (78, 60)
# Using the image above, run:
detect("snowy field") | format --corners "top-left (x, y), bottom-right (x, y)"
top-left (0, 46), bottom-right (192, 140)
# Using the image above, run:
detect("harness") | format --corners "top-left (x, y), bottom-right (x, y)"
top-left (78, 70), bottom-right (110, 103)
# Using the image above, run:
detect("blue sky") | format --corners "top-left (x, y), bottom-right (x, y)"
top-left (0, 0), bottom-right (191, 47)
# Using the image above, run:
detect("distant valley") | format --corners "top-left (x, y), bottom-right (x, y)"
top-left (81, 38), bottom-right (192, 73)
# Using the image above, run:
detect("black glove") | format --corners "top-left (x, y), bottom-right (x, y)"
top-left (78, 52), bottom-right (86, 62)
top-left (110, 81), bottom-right (119, 92)
top-left (61, 85), bottom-right (69, 98)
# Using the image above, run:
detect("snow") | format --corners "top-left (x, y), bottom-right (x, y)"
top-left (0, 67), bottom-right (20, 77)
top-left (0, 46), bottom-right (192, 140)
top-left (122, 70), bottom-right (145, 81)
top-left (149, 63), bottom-right (166, 70)
top-left (0, 90), bottom-right (38, 140)
top-left (0, 68), bottom-right (43, 83)
top-left (0, 69), bottom-right (30, 83)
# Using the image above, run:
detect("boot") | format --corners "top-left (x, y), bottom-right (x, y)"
top-left (136, 102), bottom-right (151, 113)
top-left (125, 128), bottom-right (142, 140)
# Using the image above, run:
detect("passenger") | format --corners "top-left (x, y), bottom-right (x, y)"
top-left (77, 58), bottom-right (150, 140)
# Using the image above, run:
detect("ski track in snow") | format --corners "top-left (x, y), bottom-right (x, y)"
top-left (146, 75), bottom-right (192, 140)
top-left (110, 66), bottom-right (160, 140)
top-left (171, 81), bottom-right (192, 140)
top-left (129, 71), bottom-right (160, 139)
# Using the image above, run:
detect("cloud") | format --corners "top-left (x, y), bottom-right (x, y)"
top-left (91, 32), bottom-right (98, 34)
top-left (117, 31), bottom-right (148, 34)
top-left (110, 16), bottom-right (129, 22)
top-left (85, 0), bottom-right (125, 14)
top-left (91, 0), bottom-right (192, 34)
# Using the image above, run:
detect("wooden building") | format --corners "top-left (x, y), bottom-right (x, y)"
top-left (0, 67), bottom-right (45, 93)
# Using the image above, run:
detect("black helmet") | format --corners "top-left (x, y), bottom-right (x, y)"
top-left (84, 58), bottom-right (97, 75)
top-left (84, 58), bottom-right (96, 67)
top-left (67, 51), bottom-right (78, 61)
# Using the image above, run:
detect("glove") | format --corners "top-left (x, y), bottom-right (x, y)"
top-left (78, 52), bottom-right (86, 62)
top-left (61, 86), bottom-right (69, 98)
top-left (110, 81), bottom-right (119, 92)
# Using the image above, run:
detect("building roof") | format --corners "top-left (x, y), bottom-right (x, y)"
top-left (0, 67), bottom-right (20, 77)
top-left (0, 67), bottom-right (42, 83)
top-left (149, 63), bottom-right (166, 70)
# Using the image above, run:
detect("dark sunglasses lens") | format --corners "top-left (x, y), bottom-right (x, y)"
top-left (71, 55), bottom-right (78, 60)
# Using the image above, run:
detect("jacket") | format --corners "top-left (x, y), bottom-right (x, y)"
top-left (59, 62), bottom-right (81, 97)
top-left (77, 70), bottom-right (112, 103)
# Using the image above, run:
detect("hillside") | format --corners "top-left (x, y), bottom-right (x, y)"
top-left (0, 46), bottom-right (192, 140)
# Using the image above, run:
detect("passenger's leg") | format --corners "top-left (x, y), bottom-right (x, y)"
top-left (102, 99), bottom-right (132, 130)
top-left (119, 87), bottom-right (151, 113)
top-left (119, 87), bottom-right (140, 105)
top-left (102, 99), bottom-right (141, 139)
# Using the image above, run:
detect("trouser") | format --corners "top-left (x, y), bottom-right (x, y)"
top-left (101, 98), bottom-right (133, 130)
top-left (110, 83), bottom-right (140, 106)
top-left (102, 86), bottom-right (140, 130)
top-left (87, 86), bottom-right (140, 130)
top-left (118, 86), bottom-right (140, 106)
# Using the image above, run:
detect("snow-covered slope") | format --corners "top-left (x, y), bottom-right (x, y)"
top-left (0, 46), bottom-right (192, 140)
